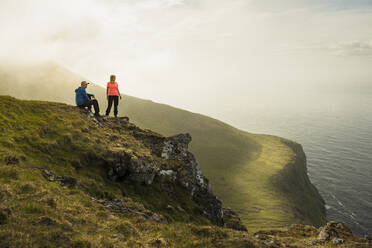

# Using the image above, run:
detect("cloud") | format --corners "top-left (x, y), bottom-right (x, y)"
top-left (251, 0), bottom-right (372, 12)
top-left (0, 0), bottom-right (372, 116)
top-left (331, 41), bottom-right (372, 57)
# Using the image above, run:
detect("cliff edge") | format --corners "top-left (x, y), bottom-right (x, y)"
top-left (0, 64), bottom-right (327, 231)
top-left (0, 96), bottom-right (370, 248)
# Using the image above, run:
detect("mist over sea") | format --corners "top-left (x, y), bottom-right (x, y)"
top-left (228, 91), bottom-right (372, 236)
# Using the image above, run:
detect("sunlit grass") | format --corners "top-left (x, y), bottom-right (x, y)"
top-left (0, 65), bottom-right (326, 232)
top-left (0, 96), bottom-right (263, 247)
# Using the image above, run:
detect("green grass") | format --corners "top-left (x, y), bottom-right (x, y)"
top-left (0, 63), bottom-right (326, 232)
top-left (0, 96), bottom-right (263, 247)
top-left (0, 95), bottom-right (365, 248)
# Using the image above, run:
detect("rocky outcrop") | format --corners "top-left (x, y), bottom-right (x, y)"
top-left (106, 152), bottom-right (158, 185)
top-left (105, 132), bottom-right (225, 227)
top-left (90, 197), bottom-right (165, 223)
top-left (42, 170), bottom-right (80, 189)
top-left (160, 134), bottom-right (224, 226)
top-left (317, 221), bottom-right (353, 242)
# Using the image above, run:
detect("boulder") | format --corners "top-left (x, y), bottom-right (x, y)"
top-left (106, 152), bottom-right (158, 185)
top-left (317, 221), bottom-right (353, 241)
top-left (42, 170), bottom-right (79, 188)
top-left (332, 238), bottom-right (344, 245)
top-left (0, 208), bottom-right (11, 225)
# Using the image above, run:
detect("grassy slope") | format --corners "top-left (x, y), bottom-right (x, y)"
top-left (0, 63), bottom-right (326, 231)
top-left (0, 96), bottom-right (366, 248)
top-left (0, 96), bottom-right (260, 248)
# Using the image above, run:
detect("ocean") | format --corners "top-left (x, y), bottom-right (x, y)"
top-left (234, 93), bottom-right (372, 236)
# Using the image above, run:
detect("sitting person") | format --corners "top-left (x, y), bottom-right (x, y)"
top-left (75, 81), bottom-right (100, 116)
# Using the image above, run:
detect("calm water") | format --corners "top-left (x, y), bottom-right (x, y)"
top-left (233, 93), bottom-right (372, 236)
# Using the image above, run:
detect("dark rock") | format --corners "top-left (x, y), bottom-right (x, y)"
top-left (42, 170), bottom-right (58, 182)
top-left (4, 154), bottom-right (19, 165)
top-left (254, 234), bottom-right (270, 240)
top-left (119, 116), bottom-right (129, 122)
top-left (38, 216), bottom-right (57, 226)
top-left (71, 161), bottom-right (82, 170)
top-left (317, 221), bottom-right (353, 241)
top-left (42, 170), bottom-right (79, 188)
top-left (92, 197), bottom-right (165, 223)
top-left (107, 152), bottom-right (158, 185)
top-left (263, 237), bottom-right (277, 245)
top-left (308, 239), bottom-right (324, 246)
top-left (161, 133), bottom-right (192, 160)
top-left (161, 134), bottom-right (224, 227)
top-left (166, 205), bottom-right (175, 210)
top-left (91, 117), bottom-right (103, 128)
top-left (0, 208), bottom-right (11, 225)
top-left (223, 207), bottom-right (247, 231)
top-left (148, 237), bottom-right (167, 247)
top-left (176, 206), bottom-right (185, 212)
top-left (332, 238), bottom-right (344, 245)
top-left (106, 132), bottom-right (228, 227)
top-left (128, 158), bottom-right (158, 185)
top-left (158, 170), bottom-right (177, 182)
top-left (46, 198), bottom-right (57, 208)
top-left (60, 177), bottom-right (79, 188)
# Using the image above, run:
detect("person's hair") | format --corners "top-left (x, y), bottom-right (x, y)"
top-left (110, 75), bottom-right (116, 81)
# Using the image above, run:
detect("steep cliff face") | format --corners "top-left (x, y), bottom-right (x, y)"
top-left (272, 140), bottom-right (326, 227)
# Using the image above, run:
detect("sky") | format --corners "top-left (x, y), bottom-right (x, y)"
top-left (1, 0), bottom-right (372, 121)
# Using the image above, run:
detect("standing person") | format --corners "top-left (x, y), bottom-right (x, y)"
top-left (75, 81), bottom-right (100, 116)
top-left (105, 75), bottom-right (122, 118)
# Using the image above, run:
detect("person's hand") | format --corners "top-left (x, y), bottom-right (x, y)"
top-left (120, 95), bottom-right (122, 100)
top-left (91, 96), bottom-right (95, 99)
top-left (107, 96), bottom-right (108, 101)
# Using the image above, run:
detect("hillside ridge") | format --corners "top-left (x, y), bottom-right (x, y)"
top-left (0, 64), bottom-right (325, 230)
top-left (1, 96), bottom-right (371, 247)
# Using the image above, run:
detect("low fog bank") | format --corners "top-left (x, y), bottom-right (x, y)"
top-left (1, 0), bottom-right (372, 125)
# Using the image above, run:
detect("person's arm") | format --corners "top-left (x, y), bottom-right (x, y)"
top-left (106, 87), bottom-right (109, 100)
top-left (118, 87), bottom-right (122, 100)
top-left (87, 93), bottom-right (94, 99)
top-left (82, 88), bottom-right (90, 101)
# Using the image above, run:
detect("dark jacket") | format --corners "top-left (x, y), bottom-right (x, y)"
top-left (75, 87), bottom-right (94, 106)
